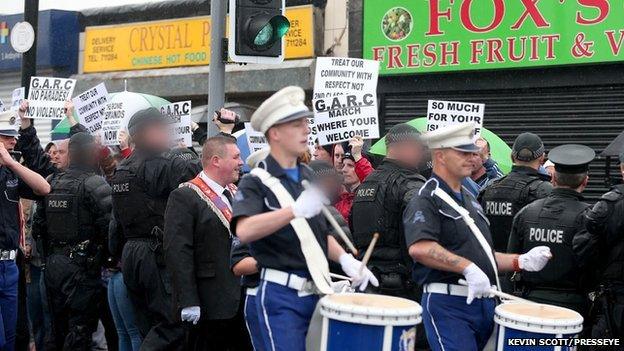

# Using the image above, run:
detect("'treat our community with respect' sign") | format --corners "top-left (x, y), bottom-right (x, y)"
top-left (312, 57), bottom-right (380, 145)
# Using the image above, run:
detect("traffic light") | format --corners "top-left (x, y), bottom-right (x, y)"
top-left (229, 0), bottom-right (290, 64)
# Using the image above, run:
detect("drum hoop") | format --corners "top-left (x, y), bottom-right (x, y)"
top-left (319, 294), bottom-right (423, 327)
top-left (494, 304), bottom-right (583, 334)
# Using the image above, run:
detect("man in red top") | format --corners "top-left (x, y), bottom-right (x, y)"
top-left (335, 153), bottom-right (360, 225)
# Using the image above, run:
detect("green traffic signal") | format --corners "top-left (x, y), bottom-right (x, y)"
top-left (249, 15), bottom-right (290, 49)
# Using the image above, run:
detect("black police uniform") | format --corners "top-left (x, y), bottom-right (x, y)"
top-left (404, 176), bottom-right (498, 351)
top-left (34, 164), bottom-right (112, 351)
top-left (109, 148), bottom-right (201, 350)
top-left (478, 165), bottom-right (552, 253)
top-left (350, 158), bottom-right (426, 298)
top-left (577, 183), bottom-right (624, 340)
top-left (507, 188), bottom-right (590, 314)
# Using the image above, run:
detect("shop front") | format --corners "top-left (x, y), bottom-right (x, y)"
top-left (360, 0), bottom-right (624, 199)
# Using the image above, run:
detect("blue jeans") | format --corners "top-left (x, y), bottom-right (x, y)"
top-left (26, 265), bottom-right (50, 351)
top-left (107, 272), bottom-right (143, 351)
top-left (0, 261), bottom-right (18, 351)
top-left (421, 292), bottom-right (496, 351)
top-left (256, 280), bottom-right (319, 351)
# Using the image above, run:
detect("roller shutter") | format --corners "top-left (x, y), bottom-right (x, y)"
top-left (380, 84), bottom-right (624, 201)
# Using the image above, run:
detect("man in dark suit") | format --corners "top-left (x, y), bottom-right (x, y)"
top-left (164, 135), bottom-right (249, 350)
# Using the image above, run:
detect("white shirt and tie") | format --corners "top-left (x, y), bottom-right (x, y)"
top-left (199, 171), bottom-right (232, 210)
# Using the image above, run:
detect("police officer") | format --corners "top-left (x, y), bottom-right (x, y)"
top-left (34, 132), bottom-right (111, 351)
top-left (404, 123), bottom-right (551, 351)
top-left (576, 149), bottom-right (624, 342)
top-left (507, 144), bottom-right (595, 315)
top-left (109, 108), bottom-right (201, 350)
top-left (479, 132), bottom-right (552, 253)
top-left (479, 133), bottom-right (552, 292)
top-left (232, 86), bottom-right (377, 351)
top-left (351, 123), bottom-right (426, 299)
top-left (0, 110), bottom-right (50, 351)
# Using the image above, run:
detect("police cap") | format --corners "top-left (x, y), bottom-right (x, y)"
top-left (127, 107), bottom-right (167, 137)
top-left (385, 123), bottom-right (420, 146)
top-left (548, 144), bottom-right (595, 174)
top-left (512, 132), bottom-right (544, 162)
top-left (0, 110), bottom-right (19, 137)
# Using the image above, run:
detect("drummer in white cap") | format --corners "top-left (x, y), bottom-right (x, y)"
top-left (403, 123), bottom-right (552, 351)
top-left (231, 86), bottom-right (377, 351)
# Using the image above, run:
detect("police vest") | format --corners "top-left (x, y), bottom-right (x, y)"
top-left (518, 197), bottom-right (588, 290)
top-left (351, 167), bottom-right (424, 273)
top-left (479, 173), bottom-right (548, 252)
top-left (598, 185), bottom-right (624, 283)
top-left (110, 156), bottom-right (168, 238)
top-left (45, 170), bottom-right (96, 245)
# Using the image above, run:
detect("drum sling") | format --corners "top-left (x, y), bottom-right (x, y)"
top-left (250, 167), bottom-right (334, 295)
top-left (433, 186), bottom-right (502, 291)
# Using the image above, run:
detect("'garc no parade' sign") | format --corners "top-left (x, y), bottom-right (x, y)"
top-left (363, 0), bottom-right (624, 75)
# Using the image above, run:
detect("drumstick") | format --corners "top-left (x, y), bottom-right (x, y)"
top-left (359, 233), bottom-right (379, 275)
top-left (329, 273), bottom-right (353, 281)
top-left (457, 279), bottom-right (536, 304)
top-left (301, 180), bottom-right (358, 255)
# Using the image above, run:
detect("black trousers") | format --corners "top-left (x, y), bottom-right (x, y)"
top-left (122, 240), bottom-right (184, 351)
top-left (44, 254), bottom-right (100, 351)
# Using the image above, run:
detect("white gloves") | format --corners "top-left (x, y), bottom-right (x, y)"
top-left (181, 306), bottom-right (201, 325)
top-left (462, 263), bottom-right (493, 304)
top-left (292, 187), bottom-right (329, 218)
top-left (339, 253), bottom-right (379, 291)
top-left (519, 246), bottom-right (552, 272)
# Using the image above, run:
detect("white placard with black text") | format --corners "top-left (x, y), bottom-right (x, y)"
top-left (11, 88), bottom-right (25, 112)
top-left (25, 77), bottom-right (76, 119)
top-left (244, 122), bottom-right (268, 153)
top-left (101, 102), bottom-right (126, 146)
top-left (72, 83), bottom-right (109, 134)
top-left (426, 100), bottom-right (485, 137)
top-left (161, 101), bottom-right (193, 147)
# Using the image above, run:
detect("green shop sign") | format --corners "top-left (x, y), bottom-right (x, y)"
top-left (363, 0), bottom-right (624, 75)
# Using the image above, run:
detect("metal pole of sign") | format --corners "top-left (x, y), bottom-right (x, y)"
top-left (207, 0), bottom-right (226, 137)
top-left (21, 0), bottom-right (39, 96)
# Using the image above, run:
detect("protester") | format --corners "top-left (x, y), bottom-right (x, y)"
top-left (164, 135), bottom-right (249, 350)
top-left (334, 153), bottom-right (359, 225)
top-left (507, 144), bottom-right (595, 315)
top-left (312, 139), bottom-right (333, 163)
top-left (404, 123), bottom-right (551, 351)
top-left (109, 108), bottom-right (201, 350)
top-left (232, 86), bottom-right (377, 351)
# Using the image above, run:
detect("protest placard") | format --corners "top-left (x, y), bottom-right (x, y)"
top-left (244, 123), bottom-right (269, 153)
top-left (161, 101), bottom-right (193, 147)
top-left (313, 57), bottom-right (379, 100)
top-left (307, 117), bottom-right (316, 154)
top-left (101, 102), bottom-right (126, 146)
top-left (72, 83), bottom-right (109, 134)
top-left (426, 100), bottom-right (485, 137)
top-left (313, 93), bottom-right (379, 145)
top-left (25, 77), bottom-right (76, 119)
top-left (11, 87), bottom-right (25, 112)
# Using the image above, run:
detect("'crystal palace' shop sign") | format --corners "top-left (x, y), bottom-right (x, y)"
top-left (363, 0), bottom-right (624, 75)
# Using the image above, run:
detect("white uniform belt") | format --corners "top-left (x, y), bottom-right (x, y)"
top-left (423, 283), bottom-right (469, 297)
top-left (0, 250), bottom-right (17, 261)
top-left (246, 287), bottom-right (258, 296)
top-left (261, 268), bottom-right (311, 292)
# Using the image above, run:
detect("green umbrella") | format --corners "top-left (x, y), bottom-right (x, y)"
top-left (51, 91), bottom-right (170, 136)
top-left (369, 117), bottom-right (513, 174)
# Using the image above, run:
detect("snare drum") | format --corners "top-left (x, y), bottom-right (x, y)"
top-left (319, 293), bottom-right (422, 351)
top-left (495, 302), bottom-right (584, 351)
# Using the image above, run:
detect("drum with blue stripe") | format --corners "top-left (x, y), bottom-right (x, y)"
top-left (319, 293), bottom-right (422, 351)
top-left (495, 303), bottom-right (583, 351)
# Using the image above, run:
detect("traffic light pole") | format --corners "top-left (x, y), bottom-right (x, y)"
top-left (21, 0), bottom-right (38, 96)
top-left (207, 0), bottom-right (226, 137)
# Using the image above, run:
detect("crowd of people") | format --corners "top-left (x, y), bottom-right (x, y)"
top-left (0, 84), bottom-right (622, 351)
